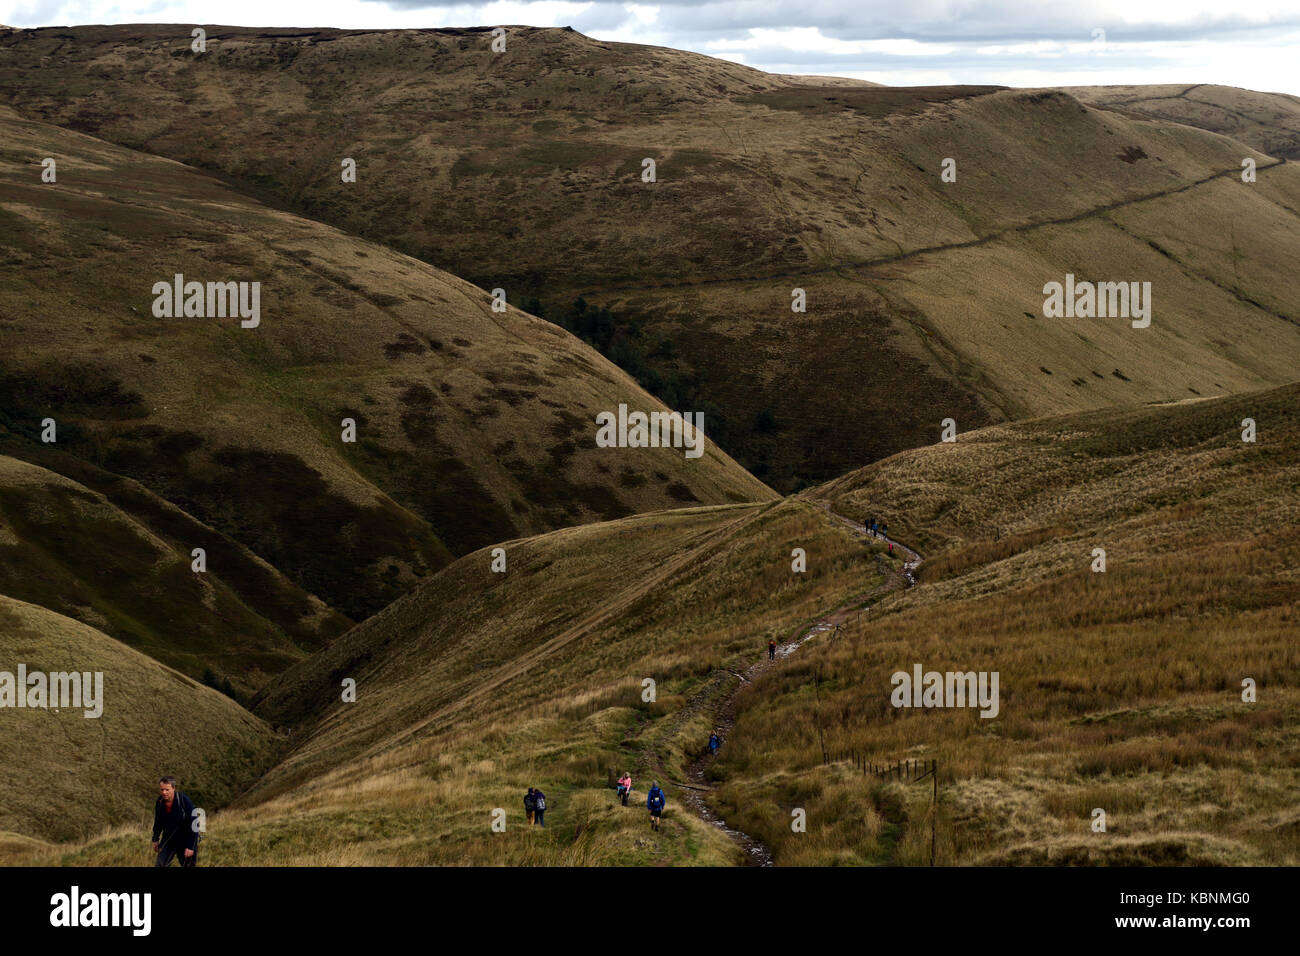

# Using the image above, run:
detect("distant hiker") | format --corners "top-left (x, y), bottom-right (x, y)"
top-left (524, 787), bottom-right (537, 826)
top-left (888, 542), bottom-right (894, 556)
top-left (708, 732), bottom-right (721, 755)
top-left (647, 782), bottom-right (666, 831)
top-left (870, 519), bottom-right (878, 534)
top-left (152, 776), bottom-right (199, 868)
top-left (768, 639), bottom-right (777, 661)
top-left (881, 522), bottom-right (889, 539)
top-left (533, 788), bottom-right (548, 827)
top-left (866, 517), bottom-right (875, 534)
top-left (618, 772), bottom-right (632, 807)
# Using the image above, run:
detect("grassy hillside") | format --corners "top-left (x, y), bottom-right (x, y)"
top-left (0, 453), bottom-right (346, 693)
top-left (1064, 84), bottom-right (1300, 160)
top-left (0, 103), bottom-right (772, 629)
top-left (0, 594), bottom-right (281, 853)
top-left (2, 27), bottom-right (1297, 488)
top-left (701, 383), bottom-right (1300, 864)
top-left (21, 498), bottom-right (896, 865)
top-left (12, 383), bottom-right (1300, 866)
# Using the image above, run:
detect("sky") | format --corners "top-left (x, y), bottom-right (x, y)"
top-left (4, 0), bottom-right (1300, 95)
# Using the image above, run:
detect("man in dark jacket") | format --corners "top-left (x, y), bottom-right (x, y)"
top-left (646, 782), bottom-right (666, 832)
top-left (152, 776), bottom-right (199, 867)
top-left (524, 787), bottom-right (537, 826)
top-left (533, 788), bottom-right (548, 827)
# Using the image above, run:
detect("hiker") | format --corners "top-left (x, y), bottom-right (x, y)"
top-left (768, 639), bottom-right (776, 661)
top-left (524, 787), bottom-right (537, 825)
top-left (889, 542), bottom-right (894, 556)
top-left (533, 787), bottom-right (548, 827)
top-left (151, 776), bottom-right (199, 868)
top-left (646, 781), bottom-right (666, 831)
top-left (617, 772), bottom-right (632, 807)
top-left (881, 522), bottom-right (888, 539)
top-left (708, 731), bottom-right (721, 755)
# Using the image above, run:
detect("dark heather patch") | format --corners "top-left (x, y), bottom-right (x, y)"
top-left (666, 481), bottom-right (700, 502)
top-left (383, 333), bottom-right (427, 359)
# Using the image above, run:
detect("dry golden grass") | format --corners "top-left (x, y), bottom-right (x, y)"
top-left (0, 452), bottom-right (338, 692)
top-left (0, 594), bottom-right (281, 844)
top-left (0, 102), bottom-right (771, 629)
top-left (4, 29), bottom-right (1298, 491)
top-left (16, 497), bottom-right (889, 865)
top-left (702, 382), bottom-right (1300, 864)
top-left (1063, 83), bottom-right (1300, 159)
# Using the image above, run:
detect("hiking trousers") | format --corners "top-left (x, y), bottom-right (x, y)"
top-left (155, 842), bottom-right (197, 867)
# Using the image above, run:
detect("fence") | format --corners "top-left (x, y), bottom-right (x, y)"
top-left (822, 749), bottom-right (938, 866)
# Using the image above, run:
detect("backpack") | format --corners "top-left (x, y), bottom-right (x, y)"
top-left (534, 793), bottom-right (546, 811)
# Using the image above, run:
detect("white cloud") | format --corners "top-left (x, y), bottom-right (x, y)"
top-left (705, 28), bottom-right (955, 56)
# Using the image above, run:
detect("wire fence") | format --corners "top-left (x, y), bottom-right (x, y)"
top-left (822, 749), bottom-right (939, 866)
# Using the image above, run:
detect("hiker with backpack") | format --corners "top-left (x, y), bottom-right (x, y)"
top-left (708, 731), bottom-right (721, 755)
top-left (151, 776), bottom-right (200, 867)
top-left (524, 787), bottom-right (537, 825)
top-left (533, 787), bottom-right (548, 827)
top-left (646, 782), bottom-right (666, 831)
top-left (617, 772), bottom-right (632, 807)
top-left (768, 639), bottom-right (776, 661)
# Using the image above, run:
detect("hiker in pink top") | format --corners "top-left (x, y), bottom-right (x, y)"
top-left (617, 773), bottom-right (632, 807)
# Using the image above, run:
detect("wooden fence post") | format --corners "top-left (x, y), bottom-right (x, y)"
top-left (931, 760), bottom-right (938, 867)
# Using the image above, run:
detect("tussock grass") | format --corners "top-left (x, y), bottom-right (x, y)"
top-left (20, 498), bottom-right (886, 865)
top-left (710, 382), bottom-right (1300, 864)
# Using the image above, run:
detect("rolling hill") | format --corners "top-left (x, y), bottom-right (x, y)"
top-left (0, 593), bottom-right (281, 851)
top-left (0, 452), bottom-right (346, 694)
top-left (0, 22), bottom-right (1296, 871)
top-left (12, 495), bottom-right (895, 864)
top-left (0, 102), bottom-right (772, 636)
top-left (1063, 84), bottom-right (1300, 160)
top-left (9, 382), bottom-right (1299, 866)
top-left (727, 381), bottom-right (1300, 864)
top-left (2, 26), bottom-right (1298, 489)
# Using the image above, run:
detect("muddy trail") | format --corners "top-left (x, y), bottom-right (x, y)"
top-left (659, 507), bottom-right (922, 866)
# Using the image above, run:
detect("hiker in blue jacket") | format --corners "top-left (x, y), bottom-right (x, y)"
top-left (152, 776), bottom-right (200, 867)
top-left (708, 731), bottom-right (721, 755)
top-left (646, 782), bottom-right (666, 832)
